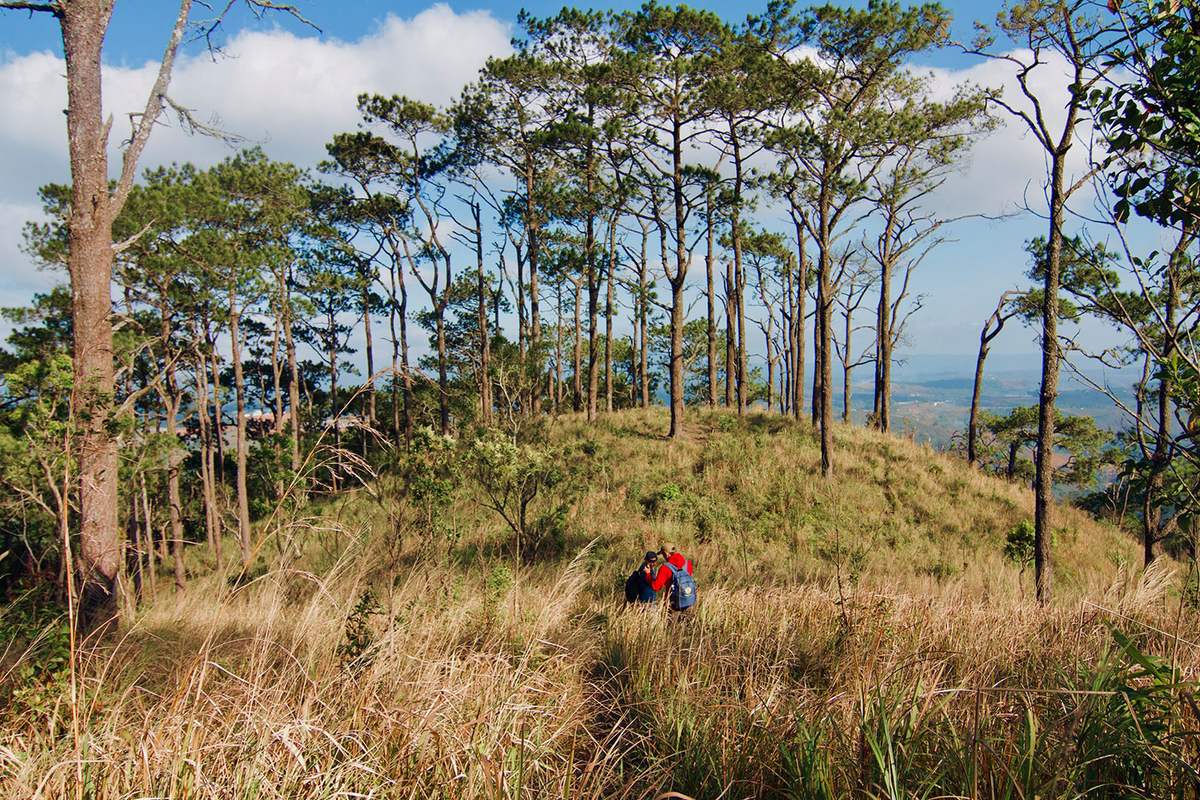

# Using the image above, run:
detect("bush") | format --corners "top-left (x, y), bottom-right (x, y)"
top-left (1004, 520), bottom-right (1036, 567)
top-left (468, 429), bottom-right (592, 559)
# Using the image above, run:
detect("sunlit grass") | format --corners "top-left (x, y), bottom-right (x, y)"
top-left (2, 408), bottom-right (1195, 798)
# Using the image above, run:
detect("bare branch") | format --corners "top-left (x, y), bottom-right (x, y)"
top-left (111, 0), bottom-right (193, 219)
top-left (0, 1), bottom-right (61, 16)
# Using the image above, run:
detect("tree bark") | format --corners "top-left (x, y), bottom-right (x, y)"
top-left (705, 189), bottom-right (718, 408)
top-left (726, 258), bottom-right (736, 408)
top-left (968, 336), bottom-right (990, 467)
top-left (842, 296), bottom-right (853, 424)
top-left (732, 134), bottom-right (747, 416)
top-left (1144, 253), bottom-right (1179, 566)
top-left (573, 276), bottom-right (583, 413)
top-left (159, 301), bottom-right (185, 591)
top-left (1034, 152), bottom-right (1067, 605)
top-left (605, 213), bottom-right (616, 413)
top-left (792, 215), bottom-right (808, 420)
top-left (638, 224), bottom-right (650, 408)
top-left (361, 277), bottom-right (376, 427)
top-left (229, 289), bottom-right (253, 567)
top-left (62, 0), bottom-right (121, 631)
top-left (969, 291), bottom-right (1017, 466)
top-left (474, 205), bottom-right (492, 426)
top-left (435, 305), bottom-right (449, 435)
top-left (817, 192), bottom-right (835, 477)
top-left (585, 158), bottom-right (599, 423)
top-left (875, 248), bottom-right (892, 431)
top-left (275, 267), bottom-right (300, 472)
top-left (525, 160), bottom-right (542, 416)
top-left (194, 347), bottom-right (222, 569)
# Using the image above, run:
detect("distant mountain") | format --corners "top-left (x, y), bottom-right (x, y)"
top-left (838, 352), bottom-right (1141, 448)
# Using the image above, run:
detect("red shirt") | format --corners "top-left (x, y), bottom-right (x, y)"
top-left (650, 552), bottom-right (693, 593)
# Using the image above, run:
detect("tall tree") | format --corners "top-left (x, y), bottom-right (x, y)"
top-left (0, 0), bottom-right (312, 630)
top-left (323, 132), bottom-right (415, 444)
top-left (762, 0), bottom-right (951, 476)
top-left (466, 53), bottom-right (563, 415)
top-left (866, 88), bottom-right (993, 431)
top-left (616, 3), bottom-right (724, 438)
top-left (966, 0), bottom-right (1115, 603)
top-left (358, 95), bottom-right (457, 435)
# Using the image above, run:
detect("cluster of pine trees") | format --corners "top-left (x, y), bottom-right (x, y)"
top-left (1, 0), bottom-right (1198, 625)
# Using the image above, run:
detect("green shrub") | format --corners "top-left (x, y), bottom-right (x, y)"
top-left (338, 590), bottom-right (381, 670)
top-left (484, 564), bottom-right (513, 624)
top-left (1004, 520), bottom-right (1036, 567)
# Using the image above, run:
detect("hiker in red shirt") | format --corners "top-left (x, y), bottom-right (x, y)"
top-left (650, 543), bottom-right (697, 611)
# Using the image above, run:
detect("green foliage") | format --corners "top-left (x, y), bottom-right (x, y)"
top-left (779, 726), bottom-right (835, 800)
top-left (978, 405), bottom-right (1111, 489)
top-left (1, 584), bottom-right (71, 721)
top-left (338, 590), bottom-right (381, 670)
top-left (1003, 520), bottom-right (1036, 567)
top-left (1066, 628), bottom-right (1200, 797)
top-left (403, 426), bottom-right (461, 537)
top-left (245, 434), bottom-right (296, 519)
top-left (1090, 0), bottom-right (1200, 228)
top-left (483, 563), bottom-right (514, 625)
top-left (468, 428), bottom-right (591, 558)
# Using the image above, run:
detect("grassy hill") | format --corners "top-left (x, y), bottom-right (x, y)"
top-left (3, 408), bottom-right (1197, 799)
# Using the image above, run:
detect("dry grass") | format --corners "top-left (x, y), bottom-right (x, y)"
top-left (2, 408), bottom-right (1197, 798)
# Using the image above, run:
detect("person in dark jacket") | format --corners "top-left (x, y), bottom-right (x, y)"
top-left (624, 551), bottom-right (659, 604)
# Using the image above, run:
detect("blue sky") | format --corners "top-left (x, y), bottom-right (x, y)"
top-left (4, 0), bottom-right (999, 61)
top-left (0, 0), bottom-right (1143, 378)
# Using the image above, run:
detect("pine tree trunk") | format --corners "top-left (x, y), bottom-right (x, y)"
top-left (208, 340), bottom-right (226, 487)
top-left (968, 338), bottom-right (989, 466)
top-left (705, 190), bottom-right (718, 408)
top-left (327, 308), bottom-right (340, 492)
top-left (475, 205), bottom-right (492, 425)
top-left (1144, 259), bottom-right (1179, 565)
top-left (586, 200), bottom-right (599, 423)
top-left (160, 306), bottom-right (186, 591)
top-left (271, 302), bottom-right (284, 434)
top-left (554, 281), bottom-right (564, 415)
top-left (765, 321), bottom-right (775, 411)
top-left (362, 281), bottom-right (376, 427)
top-left (63, 1), bottom-right (121, 630)
top-left (640, 225), bottom-right (651, 408)
top-left (726, 260), bottom-right (736, 407)
top-left (573, 278), bottom-right (583, 413)
top-left (875, 250), bottom-right (892, 431)
top-left (525, 162), bottom-right (542, 416)
top-left (669, 279), bottom-right (686, 437)
top-left (605, 214), bottom-right (616, 413)
top-left (282, 267), bottom-right (302, 472)
top-left (1034, 153), bottom-right (1066, 605)
top-left (230, 290), bottom-right (253, 567)
top-left (194, 349), bottom-right (222, 569)
top-left (794, 216), bottom-right (808, 420)
top-left (388, 289), bottom-right (401, 441)
top-left (842, 289), bottom-right (855, 425)
top-left (436, 304), bottom-right (450, 436)
top-left (397, 264), bottom-right (412, 443)
top-left (817, 194), bottom-right (835, 477)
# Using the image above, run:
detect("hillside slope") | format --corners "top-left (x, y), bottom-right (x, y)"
top-left (4, 408), bottom-right (1193, 800)
top-left (541, 407), bottom-right (1136, 598)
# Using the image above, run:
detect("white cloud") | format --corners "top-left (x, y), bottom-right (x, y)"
top-left (920, 50), bottom-right (1097, 218)
top-left (0, 4), bottom-right (512, 322)
top-left (0, 3), bottom-right (511, 299)
top-left (0, 16), bottom-right (1123, 361)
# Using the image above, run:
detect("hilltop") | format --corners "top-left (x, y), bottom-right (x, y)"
top-left (2, 409), bottom-right (1195, 799)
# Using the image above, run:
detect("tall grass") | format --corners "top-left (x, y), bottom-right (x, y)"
top-left (2, 409), bottom-right (1197, 798)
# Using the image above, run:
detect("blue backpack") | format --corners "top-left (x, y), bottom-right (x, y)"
top-left (664, 561), bottom-right (697, 610)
